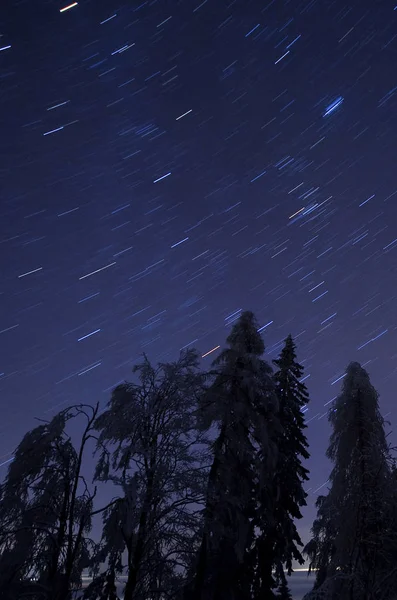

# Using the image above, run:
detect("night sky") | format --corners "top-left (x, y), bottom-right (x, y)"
top-left (1, 0), bottom-right (397, 543)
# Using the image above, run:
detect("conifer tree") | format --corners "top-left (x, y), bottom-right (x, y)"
top-left (304, 362), bottom-right (393, 600)
top-left (249, 335), bottom-right (309, 599)
top-left (189, 311), bottom-right (280, 600)
top-left (272, 336), bottom-right (310, 575)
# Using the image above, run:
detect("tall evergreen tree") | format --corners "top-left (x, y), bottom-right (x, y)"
top-left (248, 335), bottom-right (310, 600)
top-left (304, 362), bottom-right (393, 600)
top-left (272, 336), bottom-right (310, 577)
top-left (188, 311), bottom-right (280, 600)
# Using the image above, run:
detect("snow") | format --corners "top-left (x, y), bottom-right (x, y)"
top-left (75, 571), bottom-right (315, 599)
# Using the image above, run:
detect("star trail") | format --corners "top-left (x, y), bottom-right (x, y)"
top-left (1, 0), bottom-right (397, 542)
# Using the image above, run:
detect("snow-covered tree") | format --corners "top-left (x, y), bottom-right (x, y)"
top-left (304, 362), bottom-right (394, 600)
top-left (304, 494), bottom-right (337, 592)
top-left (90, 349), bottom-right (209, 600)
top-left (188, 311), bottom-right (280, 600)
top-left (0, 404), bottom-right (105, 600)
top-left (83, 476), bottom-right (137, 600)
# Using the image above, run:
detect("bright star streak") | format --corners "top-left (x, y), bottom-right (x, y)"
top-left (60, 2), bottom-right (78, 12)
top-left (79, 262), bottom-right (116, 280)
top-left (176, 109), bottom-right (192, 120)
top-left (153, 172), bottom-right (171, 183)
top-left (202, 345), bottom-right (220, 358)
top-left (78, 329), bottom-right (101, 342)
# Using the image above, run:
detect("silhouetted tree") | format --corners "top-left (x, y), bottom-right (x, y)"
top-left (189, 311), bottom-right (280, 600)
top-left (271, 336), bottom-right (309, 584)
top-left (90, 349), bottom-right (209, 600)
top-left (304, 362), bottom-right (393, 600)
top-left (276, 572), bottom-right (293, 600)
top-left (248, 335), bottom-right (309, 599)
top-left (0, 404), bottom-right (109, 600)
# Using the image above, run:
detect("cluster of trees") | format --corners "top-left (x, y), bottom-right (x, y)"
top-left (0, 312), bottom-right (309, 600)
top-left (0, 310), bottom-right (396, 600)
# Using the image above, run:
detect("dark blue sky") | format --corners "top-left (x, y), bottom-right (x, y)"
top-left (1, 0), bottom-right (397, 542)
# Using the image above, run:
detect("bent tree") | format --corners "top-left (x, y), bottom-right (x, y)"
top-left (0, 403), bottom-right (109, 600)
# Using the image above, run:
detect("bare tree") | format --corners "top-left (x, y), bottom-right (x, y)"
top-left (90, 349), bottom-right (210, 600)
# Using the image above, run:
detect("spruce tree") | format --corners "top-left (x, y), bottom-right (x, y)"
top-left (189, 311), bottom-right (280, 600)
top-left (272, 336), bottom-right (310, 575)
top-left (249, 335), bottom-right (310, 599)
top-left (304, 362), bottom-right (393, 600)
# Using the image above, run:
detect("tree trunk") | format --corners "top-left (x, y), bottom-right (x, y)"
top-left (124, 450), bottom-right (157, 600)
top-left (47, 480), bottom-right (71, 594)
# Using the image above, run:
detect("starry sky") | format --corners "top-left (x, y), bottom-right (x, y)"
top-left (1, 0), bottom-right (397, 542)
